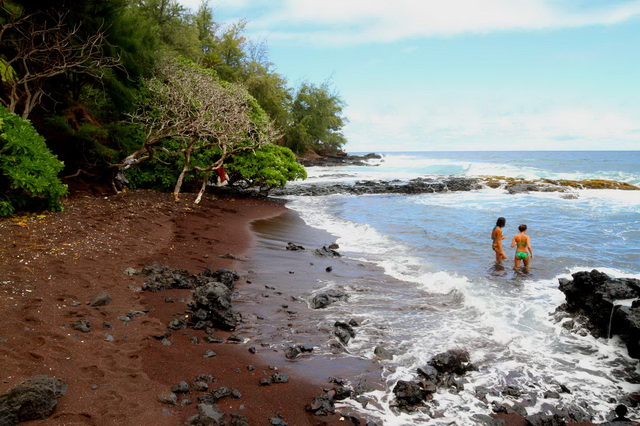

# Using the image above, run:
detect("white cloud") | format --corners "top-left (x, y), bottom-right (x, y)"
top-left (233, 0), bottom-right (640, 45)
top-left (344, 101), bottom-right (640, 151)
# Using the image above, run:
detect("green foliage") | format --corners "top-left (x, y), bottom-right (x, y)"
top-left (0, 59), bottom-right (18, 83)
top-left (133, 0), bottom-right (200, 59)
top-left (285, 81), bottom-right (347, 155)
top-left (226, 144), bottom-right (306, 192)
top-left (0, 106), bottom-right (67, 216)
top-left (243, 62), bottom-right (292, 131)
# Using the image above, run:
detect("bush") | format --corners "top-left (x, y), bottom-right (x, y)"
top-left (226, 144), bottom-right (306, 192)
top-left (0, 106), bottom-right (68, 216)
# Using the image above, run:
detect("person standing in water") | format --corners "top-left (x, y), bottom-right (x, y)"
top-left (491, 217), bottom-right (508, 263)
top-left (511, 224), bottom-right (533, 271)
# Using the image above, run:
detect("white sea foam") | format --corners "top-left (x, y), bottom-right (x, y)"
top-left (280, 153), bottom-right (639, 424)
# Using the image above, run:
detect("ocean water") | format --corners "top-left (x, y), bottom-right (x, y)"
top-left (274, 151), bottom-right (640, 424)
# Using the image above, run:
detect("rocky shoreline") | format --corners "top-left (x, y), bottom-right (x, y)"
top-left (554, 270), bottom-right (640, 361)
top-left (273, 176), bottom-right (638, 197)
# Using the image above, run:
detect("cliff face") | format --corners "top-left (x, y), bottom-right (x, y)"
top-left (555, 270), bottom-right (640, 359)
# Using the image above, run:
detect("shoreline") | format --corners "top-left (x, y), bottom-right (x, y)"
top-left (0, 189), bottom-right (367, 425)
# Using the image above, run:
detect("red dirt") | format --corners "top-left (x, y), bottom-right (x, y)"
top-left (0, 189), bottom-right (348, 425)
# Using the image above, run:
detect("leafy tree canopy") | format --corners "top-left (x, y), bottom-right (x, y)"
top-left (226, 144), bottom-right (306, 193)
top-left (285, 81), bottom-right (348, 155)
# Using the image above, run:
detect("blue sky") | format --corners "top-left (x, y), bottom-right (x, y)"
top-left (178, 0), bottom-right (640, 152)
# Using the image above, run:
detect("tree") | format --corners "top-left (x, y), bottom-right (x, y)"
top-left (0, 8), bottom-right (120, 119)
top-left (120, 57), bottom-right (278, 202)
top-left (131, 0), bottom-right (199, 59)
top-left (200, 19), bottom-right (247, 83)
top-left (285, 81), bottom-right (347, 155)
top-left (226, 144), bottom-right (306, 193)
top-left (0, 105), bottom-right (67, 216)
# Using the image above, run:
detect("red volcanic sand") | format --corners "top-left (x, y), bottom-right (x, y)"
top-left (0, 189), bottom-right (350, 425)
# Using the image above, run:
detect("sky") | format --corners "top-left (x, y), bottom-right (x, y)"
top-left (177, 0), bottom-right (640, 152)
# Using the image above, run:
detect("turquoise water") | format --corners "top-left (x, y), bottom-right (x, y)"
top-left (281, 151), bottom-right (640, 424)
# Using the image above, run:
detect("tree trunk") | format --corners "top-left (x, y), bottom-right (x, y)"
top-left (194, 171), bottom-right (210, 204)
top-left (173, 148), bottom-right (192, 201)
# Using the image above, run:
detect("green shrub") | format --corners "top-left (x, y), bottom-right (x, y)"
top-left (226, 144), bottom-right (306, 192)
top-left (0, 106), bottom-right (68, 216)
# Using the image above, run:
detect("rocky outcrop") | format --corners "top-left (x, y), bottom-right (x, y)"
top-left (555, 270), bottom-right (640, 359)
top-left (138, 265), bottom-right (241, 331)
top-left (188, 281), bottom-right (237, 331)
top-left (0, 376), bottom-right (68, 425)
top-left (393, 349), bottom-right (475, 409)
top-left (299, 152), bottom-right (382, 167)
top-left (273, 176), bottom-right (638, 197)
top-left (272, 177), bottom-right (481, 197)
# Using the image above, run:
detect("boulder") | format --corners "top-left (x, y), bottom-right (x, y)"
top-left (429, 349), bottom-right (472, 375)
top-left (374, 346), bottom-right (394, 360)
top-left (0, 376), bottom-right (67, 425)
top-left (393, 380), bottom-right (427, 407)
top-left (140, 264), bottom-right (195, 292)
top-left (189, 282), bottom-right (237, 330)
top-left (286, 242), bottom-right (305, 251)
top-left (308, 289), bottom-right (349, 309)
top-left (197, 268), bottom-right (239, 290)
top-left (314, 246), bottom-right (341, 257)
top-left (556, 270), bottom-right (640, 358)
top-left (334, 321), bottom-right (356, 345)
top-left (88, 291), bottom-right (112, 307)
top-left (305, 393), bottom-right (335, 416)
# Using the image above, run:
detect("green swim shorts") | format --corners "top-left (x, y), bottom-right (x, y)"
top-left (516, 252), bottom-right (529, 260)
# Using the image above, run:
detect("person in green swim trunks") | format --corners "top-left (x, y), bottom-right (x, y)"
top-left (511, 224), bottom-right (533, 271)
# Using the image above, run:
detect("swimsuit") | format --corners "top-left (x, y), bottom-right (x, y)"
top-left (516, 252), bottom-right (529, 260)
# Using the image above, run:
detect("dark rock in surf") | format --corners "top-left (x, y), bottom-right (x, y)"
top-left (333, 385), bottom-right (352, 401)
top-left (334, 321), bottom-right (356, 345)
top-left (555, 270), bottom-right (640, 358)
top-left (506, 184), bottom-right (538, 194)
top-left (315, 245), bottom-right (341, 257)
top-left (393, 380), bottom-right (427, 407)
top-left (305, 393), bottom-right (335, 416)
top-left (299, 152), bottom-right (382, 167)
top-left (374, 346), bottom-right (394, 360)
top-left (308, 289), bottom-right (349, 309)
top-left (429, 349), bottom-right (473, 375)
top-left (286, 242), bottom-right (305, 251)
top-left (271, 176), bottom-right (482, 197)
top-left (284, 345), bottom-right (313, 359)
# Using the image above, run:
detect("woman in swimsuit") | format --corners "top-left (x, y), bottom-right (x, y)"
top-left (491, 217), bottom-right (508, 263)
top-left (511, 224), bottom-right (533, 271)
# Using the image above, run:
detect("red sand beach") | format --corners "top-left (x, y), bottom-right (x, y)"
top-left (0, 189), bottom-right (367, 425)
